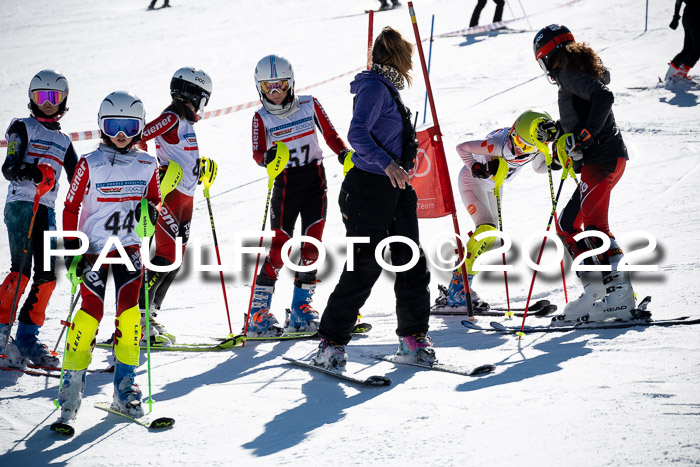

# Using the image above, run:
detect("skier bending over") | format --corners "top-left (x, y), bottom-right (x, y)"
top-left (0, 70), bottom-right (77, 367)
top-left (435, 110), bottom-right (550, 313)
top-left (137, 67), bottom-right (214, 345)
top-left (60, 91), bottom-right (161, 421)
top-left (533, 24), bottom-right (643, 324)
top-left (248, 54), bottom-right (350, 337)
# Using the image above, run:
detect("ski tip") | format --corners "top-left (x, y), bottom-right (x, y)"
top-left (469, 364), bottom-right (496, 376)
top-left (353, 322), bottom-right (372, 333)
top-left (149, 417), bottom-right (176, 429)
top-left (533, 304), bottom-right (558, 316)
top-left (50, 422), bottom-right (75, 436)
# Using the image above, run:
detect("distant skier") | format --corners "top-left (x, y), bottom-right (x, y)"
top-left (60, 91), bottom-right (161, 422)
top-left (137, 67), bottom-right (213, 345)
top-left (470, 0), bottom-right (505, 27)
top-left (533, 24), bottom-right (644, 324)
top-left (148, 0), bottom-right (170, 10)
top-left (378, 0), bottom-right (401, 11)
top-left (434, 110), bottom-right (551, 314)
top-left (248, 54), bottom-right (351, 337)
top-left (665, 0), bottom-right (700, 85)
top-left (0, 70), bottom-right (77, 367)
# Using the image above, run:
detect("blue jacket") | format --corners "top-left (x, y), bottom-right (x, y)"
top-left (348, 71), bottom-right (404, 175)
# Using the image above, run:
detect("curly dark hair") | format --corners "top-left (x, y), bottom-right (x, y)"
top-left (557, 42), bottom-right (607, 80)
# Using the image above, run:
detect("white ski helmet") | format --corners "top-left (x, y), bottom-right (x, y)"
top-left (98, 91), bottom-right (146, 140)
top-left (170, 67), bottom-right (212, 116)
top-left (28, 69), bottom-right (69, 121)
top-left (254, 55), bottom-right (295, 96)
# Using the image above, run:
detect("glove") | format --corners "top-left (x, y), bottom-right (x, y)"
top-left (536, 120), bottom-right (561, 143)
top-left (63, 238), bottom-right (85, 275)
top-left (135, 200), bottom-right (159, 227)
top-left (576, 128), bottom-right (594, 150)
top-left (263, 146), bottom-right (277, 166)
top-left (670, 15), bottom-right (680, 30)
top-left (17, 163), bottom-right (42, 184)
top-left (338, 148), bottom-right (353, 166)
top-left (471, 159), bottom-right (500, 179)
top-left (562, 134), bottom-right (585, 161)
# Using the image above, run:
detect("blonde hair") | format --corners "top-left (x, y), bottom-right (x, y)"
top-left (372, 27), bottom-right (414, 85)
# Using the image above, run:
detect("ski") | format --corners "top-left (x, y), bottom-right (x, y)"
top-left (432, 299), bottom-right (555, 317)
top-left (367, 354), bottom-right (495, 377)
top-left (96, 335), bottom-right (244, 352)
top-left (94, 402), bottom-right (175, 430)
top-left (215, 322), bottom-right (372, 343)
top-left (1, 364), bottom-right (114, 378)
top-left (365, 5), bottom-right (402, 13)
top-left (282, 356), bottom-right (391, 387)
top-left (489, 315), bottom-right (700, 334)
top-left (50, 421), bottom-right (75, 436)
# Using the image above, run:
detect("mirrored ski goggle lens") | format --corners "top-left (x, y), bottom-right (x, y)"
top-left (32, 90), bottom-right (65, 106)
top-left (512, 133), bottom-right (536, 153)
top-left (260, 79), bottom-right (290, 94)
top-left (102, 118), bottom-right (142, 138)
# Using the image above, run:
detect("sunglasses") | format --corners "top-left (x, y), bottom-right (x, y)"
top-left (260, 79), bottom-right (290, 94)
top-left (102, 118), bottom-right (142, 138)
top-left (32, 90), bottom-right (65, 106)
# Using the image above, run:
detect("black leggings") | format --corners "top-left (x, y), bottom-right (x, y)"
top-left (673, 4), bottom-right (700, 69)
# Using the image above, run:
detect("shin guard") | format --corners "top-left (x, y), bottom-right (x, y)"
top-left (0, 272), bottom-right (30, 324)
top-left (64, 310), bottom-right (99, 371)
top-left (115, 306), bottom-right (141, 366)
top-left (464, 225), bottom-right (497, 276)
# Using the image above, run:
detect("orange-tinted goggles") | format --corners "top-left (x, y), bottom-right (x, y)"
top-left (260, 79), bottom-right (290, 94)
top-left (511, 132), bottom-right (536, 154)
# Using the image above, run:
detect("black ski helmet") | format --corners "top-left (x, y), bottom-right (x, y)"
top-left (533, 24), bottom-right (575, 74)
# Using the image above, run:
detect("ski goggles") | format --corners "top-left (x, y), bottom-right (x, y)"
top-left (101, 118), bottom-right (142, 138)
top-left (31, 90), bottom-right (65, 106)
top-left (511, 132), bottom-right (536, 154)
top-left (260, 79), bottom-right (290, 94)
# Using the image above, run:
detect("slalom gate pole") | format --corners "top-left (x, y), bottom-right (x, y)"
top-left (408, 2), bottom-right (475, 319)
top-left (3, 164), bottom-right (55, 350)
top-left (515, 0), bottom-right (532, 30)
top-left (242, 143), bottom-right (290, 346)
top-left (422, 14), bottom-right (435, 125)
top-left (200, 157), bottom-right (233, 335)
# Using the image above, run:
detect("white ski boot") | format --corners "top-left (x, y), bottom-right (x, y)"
top-left (551, 272), bottom-right (605, 325)
top-left (585, 271), bottom-right (636, 322)
top-left (58, 369), bottom-right (87, 421)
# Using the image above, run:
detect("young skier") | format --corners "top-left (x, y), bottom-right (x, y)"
top-left (60, 91), bottom-right (160, 421)
top-left (249, 54), bottom-right (351, 337)
top-left (0, 70), bottom-right (78, 367)
top-left (137, 67), bottom-right (213, 344)
top-left (316, 27), bottom-right (433, 369)
top-left (665, 0), bottom-right (700, 85)
top-left (533, 24), bottom-right (642, 324)
top-left (433, 110), bottom-right (550, 314)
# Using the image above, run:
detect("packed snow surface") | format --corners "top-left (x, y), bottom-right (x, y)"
top-left (1, 0), bottom-right (698, 465)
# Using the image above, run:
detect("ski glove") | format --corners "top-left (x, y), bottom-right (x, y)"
top-left (338, 148), bottom-right (353, 166)
top-left (17, 163), bottom-right (43, 184)
top-left (536, 120), bottom-right (561, 143)
top-left (471, 159), bottom-right (500, 179)
top-left (63, 238), bottom-right (86, 276)
top-left (563, 134), bottom-right (584, 162)
top-left (263, 146), bottom-right (278, 167)
top-left (670, 15), bottom-right (680, 30)
top-left (135, 200), bottom-right (159, 227)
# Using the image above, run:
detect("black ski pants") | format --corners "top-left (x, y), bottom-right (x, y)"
top-left (673, 3), bottom-right (700, 69)
top-left (469, 0), bottom-right (505, 27)
top-left (318, 168), bottom-right (431, 345)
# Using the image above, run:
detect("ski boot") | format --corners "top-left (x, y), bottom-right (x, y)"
top-left (140, 307), bottom-right (175, 346)
top-left (58, 369), bottom-right (87, 421)
top-left (0, 323), bottom-right (9, 357)
top-left (445, 270), bottom-right (489, 311)
top-left (551, 271), bottom-right (606, 325)
top-left (312, 338), bottom-right (347, 370)
top-left (584, 271), bottom-right (636, 322)
top-left (13, 322), bottom-right (60, 367)
top-left (397, 332), bottom-right (436, 365)
top-left (112, 362), bottom-right (144, 418)
top-left (285, 280), bottom-right (320, 332)
top-left (245, 280), bottom-right (283, 337)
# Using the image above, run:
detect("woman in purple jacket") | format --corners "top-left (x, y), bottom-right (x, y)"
top-left (314, 27), bottom-right (434, 370)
